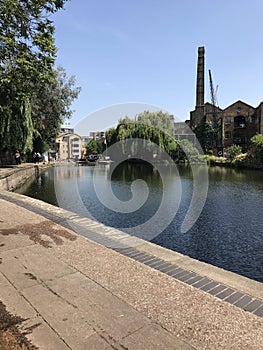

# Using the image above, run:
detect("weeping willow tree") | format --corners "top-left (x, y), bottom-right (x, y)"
top-left (0, 0), bottom-right (80, 163)
top-left (103, 111), bottom-right (179, 160)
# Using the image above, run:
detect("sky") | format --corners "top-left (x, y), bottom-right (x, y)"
top-left (52, 0), bottom-right (263, 134)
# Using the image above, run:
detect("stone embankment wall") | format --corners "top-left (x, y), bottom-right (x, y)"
top-left (0, 164), bottom-right (49, 191)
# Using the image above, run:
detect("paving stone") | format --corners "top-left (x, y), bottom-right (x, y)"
top-left (170, 268), bottom-right (187, 278)
top-left (253, 305), bottom-right (263, 317)
top-left (0, 245), bottom-right (75, 290)
top-left (21, 282), bottom-right (97, 350)
top-left (122, 323), bottom-right (194, 350)
top-left (0, 272), bottom-right (38, 319)
top-left (151, 261), bottom-right (173, 270)
top-left (244, 300), bottom-right (263, 312)
top-left (216, 288), bottom-right (235, 300)
top-left (0, 254), bottom-right (40, 290)
top-left (140, 256), bottom-right (161, 264)
top-left (234, 295), bottom-right (252, 308)
top-left (120, 250), bottom-right (141, 258)
top-left (130, 252), bottom-right (148, 260)
top-left (45, 271), bottom-right (150, 343)
top-left (178, 272), bottom-right (198, 283)
top-left (186, 275), bottom-right (205, 286)
top-left (200, 281), bottom-right (218, 292)
top-left (225, 292), bottom-right (244, 304)
top-left (20, 316), bottom-right (71, 350)
top-left (84, 333), bottom-right (117, 349)
top-left (144, 258), bottom-right (165, 267)
top-left (207, 284), bottom-right (227, 296)
top-left (157, 263), bottom-right (177, 273)
top-left (174, 270), bottom-right (190, 280)
top-left (131, 253), bottom-right (151, 262)
top-left (191, 277), bottom-right (211, 288)
top-left (0, 232), bottom-right (35, 252)
top-left (165, 267), bottom-right (182, 276)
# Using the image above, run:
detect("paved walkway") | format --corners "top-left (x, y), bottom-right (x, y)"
top-left (0, 173), bottom-right (262, 348)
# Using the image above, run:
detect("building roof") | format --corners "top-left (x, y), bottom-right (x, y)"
top-left (223, 100), bottom-right (255, 111)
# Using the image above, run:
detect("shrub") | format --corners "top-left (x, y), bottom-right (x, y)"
top-left (251, 134), bottom-right (263, 163)
top-left (226, 145), bottom-right (242, 161)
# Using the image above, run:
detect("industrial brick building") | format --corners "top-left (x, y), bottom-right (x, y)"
top-left (190, 46), bottom-right (263, 151)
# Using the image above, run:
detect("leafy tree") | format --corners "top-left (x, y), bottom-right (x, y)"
top-left (0, 0), bottom-right (74, 160)
top-left (86, 139), bottom-right (99, 155)
top-left (105, 111), bottom-right (179, 160)
top-left (105, 127), bottom-right (117, 145)
top-left (31, 66), bottom-right (81, 152)
top-left (137, 110), bottom-right (175, 136)
top-left (177, 139), bottom-right (203, 162)
top-left (251, 134), bottom-right (263, 163)
top-left (194, 120), bottom-right (218, 153)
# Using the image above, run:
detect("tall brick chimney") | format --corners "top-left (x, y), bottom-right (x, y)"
top-left (196, 46), bottom-right (205, 108)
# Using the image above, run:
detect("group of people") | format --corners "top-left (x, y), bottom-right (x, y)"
top-left (14, 150), bottom-right (42, 164)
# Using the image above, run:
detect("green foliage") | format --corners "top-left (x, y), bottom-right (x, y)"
top-left (194, 120), bottom-right (219, 153)
top-left (104, 111), bottom-right (203, 163)
top-left (178, 139), bottom-right (204, 163)
top-left (86, 139), bottom-right (99, 155)
top-left (226, 144), bottom-right (242, 161)
top-left (251, 134), bottom-right (263, 163)
top-left (136, 110), bottom-right (175, 137)
top-left (113, 118), bottom-right (177, 158)
top-left (31, 66), bottom-right (81, 151)
top-left (0, 0), bottom-right (81, 161)
top-left (105, 127), bottom-right (117, 145)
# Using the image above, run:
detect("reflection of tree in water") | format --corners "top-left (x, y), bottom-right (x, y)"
top-left (111, 160), bottom-right (163, 187)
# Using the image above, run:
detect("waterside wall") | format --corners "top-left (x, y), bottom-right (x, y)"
top-left (0, 164), bottom-right (51, 191)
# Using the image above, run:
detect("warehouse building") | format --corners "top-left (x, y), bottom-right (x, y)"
top-left (190, 47), bottom-right (263, 151)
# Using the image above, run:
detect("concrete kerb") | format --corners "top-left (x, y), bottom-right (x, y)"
top-left (0, 188), bottom-right (262, 305)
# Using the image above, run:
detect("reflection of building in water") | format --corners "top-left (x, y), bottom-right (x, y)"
top-left (54, 165), bottom-right (86, 179)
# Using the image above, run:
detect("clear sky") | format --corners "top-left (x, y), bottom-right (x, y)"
top-left (52, 0), bottom-right (263, 134)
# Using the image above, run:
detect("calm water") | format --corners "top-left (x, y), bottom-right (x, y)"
top-left (16, 163), bottom-right (263, 282)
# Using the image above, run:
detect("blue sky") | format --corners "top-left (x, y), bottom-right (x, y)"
top-left (53, 0), bottom-right (263, 134)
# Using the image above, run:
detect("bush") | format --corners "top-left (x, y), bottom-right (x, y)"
top-left (251, 134), bottom-right (263, 163)
top-left (226, 145), bottom-right (242, 161)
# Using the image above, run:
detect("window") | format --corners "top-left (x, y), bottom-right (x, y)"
top-left (225, 116), bottom-right (231, 124)
top-left (225, 131), bottom-right (232, 139)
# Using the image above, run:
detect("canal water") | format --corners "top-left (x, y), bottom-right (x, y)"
top-left (15, 163), bottom-right (263, 283)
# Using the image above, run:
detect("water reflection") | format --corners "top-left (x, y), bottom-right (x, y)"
top-left (15, 163), bottom-right (263, 283)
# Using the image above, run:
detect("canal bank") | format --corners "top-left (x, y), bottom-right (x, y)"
top-left (0, 163), bottom-right (53, 191)
top-left (0, 166), bottom-right (263, 349)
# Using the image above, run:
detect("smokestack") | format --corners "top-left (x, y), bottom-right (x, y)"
top-left (196, 46), bottom-right (205, 107)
